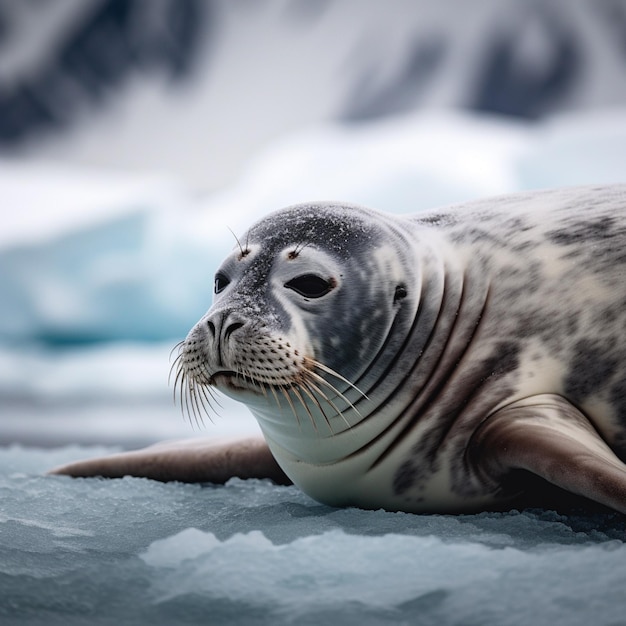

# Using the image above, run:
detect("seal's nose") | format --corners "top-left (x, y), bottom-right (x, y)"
top-left (206, 318), bottom-right (216, 337)
top-left (206, 314), bottom-right (244, 340)
top-left (224, 321), bottom-right (244, 337)
top-left (204, 311), bottom-right (246, 368)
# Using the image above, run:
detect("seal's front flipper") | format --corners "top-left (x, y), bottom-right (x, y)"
top-left (469, 394), bottom-right (626, 514)
top-left (49, 436), bottom-right (292, 485)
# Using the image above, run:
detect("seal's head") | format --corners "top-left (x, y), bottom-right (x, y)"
top-left (174, 202), bottom-right (417, 434)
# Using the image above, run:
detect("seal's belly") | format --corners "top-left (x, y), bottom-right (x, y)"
top-left (264, 420), bottom-right (504, 513)
top-left (271, 442), bottom-right (500, 513)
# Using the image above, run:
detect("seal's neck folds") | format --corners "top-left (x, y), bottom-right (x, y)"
top-left (251, 226), bottom-right (490, 467)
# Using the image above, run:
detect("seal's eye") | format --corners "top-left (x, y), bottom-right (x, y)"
top-left (214, 272), bottom-right (230, 294)
top-left (285, 274), bottom-right (333, 298)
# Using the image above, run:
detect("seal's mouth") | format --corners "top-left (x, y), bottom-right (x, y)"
top-left (210, 371), bottom-right (265, 393)
top-left (210, 371), bottom-right (244, 387)
top-left (172, 344), bottom-right (366, 428)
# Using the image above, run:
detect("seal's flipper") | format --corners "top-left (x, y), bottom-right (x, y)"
top-left (49, 436), bottom-right (292, 485)
top-left (469, 394), bottom-right (626, 513)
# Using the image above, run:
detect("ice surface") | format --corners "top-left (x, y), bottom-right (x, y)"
top-left (1, 447), bottom-right (625, 626)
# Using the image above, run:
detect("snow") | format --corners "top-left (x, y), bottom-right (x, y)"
top-left (2, 108), bottom-right (626, 623)
top-left (1, 447), bottom-right (626, 625)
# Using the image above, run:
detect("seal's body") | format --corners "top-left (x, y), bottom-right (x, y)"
top-left (53, 185), bottom-right (626, 514)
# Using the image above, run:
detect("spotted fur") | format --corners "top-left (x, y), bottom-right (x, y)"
top-left (53, 185), bottom-right (626, 514)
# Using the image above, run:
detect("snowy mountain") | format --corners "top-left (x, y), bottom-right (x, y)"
top-left (0, 0), bottom-right (625, 189)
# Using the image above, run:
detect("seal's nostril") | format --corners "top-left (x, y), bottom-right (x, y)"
top-left (224, 322), bottom-right (244, 340)
top-left (207, 321), bottom-right (216, 336)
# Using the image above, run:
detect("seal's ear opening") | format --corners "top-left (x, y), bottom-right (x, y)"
top-left (394, 285), bottom-right (408, 303)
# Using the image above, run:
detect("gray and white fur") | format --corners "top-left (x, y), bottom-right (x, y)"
top-left (52, 185), bottom-right (626, 514)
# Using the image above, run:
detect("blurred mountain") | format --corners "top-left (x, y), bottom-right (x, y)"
top-left (0, 0), bottom-right (625, 189)
top-left (0, 0), bottom-right (205, 144)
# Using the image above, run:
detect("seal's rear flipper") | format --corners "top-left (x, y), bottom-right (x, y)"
top-left (469, 394), bottom-right (626, 514)
top-left (49, 436), bottom-right (292, 485)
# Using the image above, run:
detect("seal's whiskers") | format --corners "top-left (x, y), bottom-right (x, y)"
top-left (298, 382), bottom-right (334, 433)
top-left (279, 384), bottom-right (303, 429)
top-left (307, 359), bottom-right (369, 401)
top-left (301, 377), bottom-right (352, 431)
top-left (290, 385), bottom-right (319, 432)
top-left (305, 363), bottom-right (365, 420)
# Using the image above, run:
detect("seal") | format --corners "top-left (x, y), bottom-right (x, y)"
top-left (52, 185), bottom-right (626, 514)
